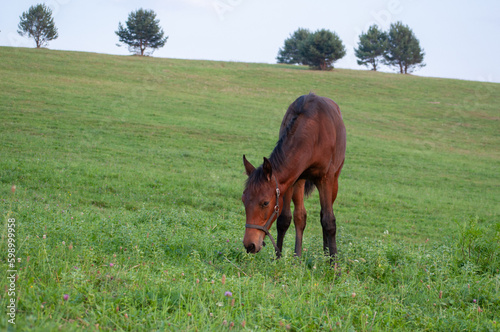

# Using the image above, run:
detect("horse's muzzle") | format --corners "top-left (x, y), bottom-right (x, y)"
top-left (244, 241), bottom-right (265, 254)
top-left (245, 243), bottom-right (256, 253)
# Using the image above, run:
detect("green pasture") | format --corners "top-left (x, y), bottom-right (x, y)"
top-left (0, 47), bottom-right (499, 330)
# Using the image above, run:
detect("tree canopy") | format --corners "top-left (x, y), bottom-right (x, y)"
top-left (116, 9), bottom-right (168, 56)
top-left (276, 28), bottom-right (311, 65)
top-left (301, 29), bottom-right (346, 70)
top-left (384, 22), bottom-right (425, 74)
top-left (277, 28), bottom-right (346, 70)
top-left (354, 25), bottom-right (387, 71)
top-left (17, 4), bottom-right (58, 48)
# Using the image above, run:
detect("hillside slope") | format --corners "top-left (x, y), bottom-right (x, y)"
top-left (1, 47), bottom-right (498, 241)
top-left (1, 47), bottom-right (499, 331)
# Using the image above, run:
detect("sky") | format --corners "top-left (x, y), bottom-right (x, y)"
top-left (1, 0), bottom-right (499, 83)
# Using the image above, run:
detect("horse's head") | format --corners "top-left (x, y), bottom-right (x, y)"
top-left (242, 155), bottom-right (282, 254)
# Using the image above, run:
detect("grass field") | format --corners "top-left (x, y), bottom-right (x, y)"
top-left (1, 47), bottom-right (499, 331)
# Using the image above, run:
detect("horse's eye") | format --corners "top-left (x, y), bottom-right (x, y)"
top-left (261, 201), bottom-right (270, 208)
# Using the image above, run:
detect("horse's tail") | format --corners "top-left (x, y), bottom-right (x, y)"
top-left (304, 180), bottom-right (315, 198)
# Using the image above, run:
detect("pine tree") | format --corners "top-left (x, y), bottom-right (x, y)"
top-left (354, 25), bottom-right (387, 71)
top-left (17, 4), bottom-right (58, 48)
top-left (116, 9), bottom-right (168, 56)
top-left (299, 29), bottom-right (346, 70)
top-left (384, 22), bottom-right (425, 74)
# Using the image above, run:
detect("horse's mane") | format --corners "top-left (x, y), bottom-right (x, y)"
top-left (245, 93), bottom-right (316, 191)
top-left (269, 93), bottom-right (315, 171)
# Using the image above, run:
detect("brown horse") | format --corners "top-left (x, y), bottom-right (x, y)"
top-left (242, 93), bottom-right (346, 259)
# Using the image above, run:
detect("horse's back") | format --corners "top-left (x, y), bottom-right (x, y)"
top-left (281, 93), bottom-right (346, 174)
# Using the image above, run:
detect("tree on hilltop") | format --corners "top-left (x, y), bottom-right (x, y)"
top-left (277, 28), bottom-right (311, 65)
top-left (17, 4), bottom-right (58, 48)
top-left (300, 29), bottom-right (346, 70)
top-left (384, 21), bottom-right (425, 74)
top-left (116, 9), bottom-right (168, 56)
top-left (354, 25), bottom-right (388, 71)
top-left (277, 28), bottom-right (346, 70)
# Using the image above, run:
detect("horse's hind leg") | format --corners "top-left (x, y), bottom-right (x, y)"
top-left (276, 187), bottom-right (293, 258)
top-left (292, 180), bottom-right (307, 256)
top-left (317, 172), bottom-right (340, 260)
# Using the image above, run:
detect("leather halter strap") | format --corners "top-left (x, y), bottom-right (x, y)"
top-left (245, 175), bottom-right (281, 256)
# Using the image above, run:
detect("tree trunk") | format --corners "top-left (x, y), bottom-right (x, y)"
top-left (399, 62), bottom-right (403, 74)
top-left (139, 40), bottom-right (145, 56)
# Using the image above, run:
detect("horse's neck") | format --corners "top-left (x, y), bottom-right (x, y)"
top-left (273, 157), bottom-right (307, 194)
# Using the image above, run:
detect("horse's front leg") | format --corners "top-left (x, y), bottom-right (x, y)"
top-left (276, 188), bottom-right (292, 258)
top-left (292, 180), bottom-right (307, 257)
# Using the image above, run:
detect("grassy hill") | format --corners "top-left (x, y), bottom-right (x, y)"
top-left (1, 47), bottom-right (499, 330)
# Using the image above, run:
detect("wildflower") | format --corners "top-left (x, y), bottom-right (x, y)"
top-left (63, 294), bottom-right (69, 301)
top-left (43, 234), bottom-right (46, 239)
top-left (241, 320), bottom-right (246, 328)
top-left (68, 243), bottom-right (73, 250)
top-left (17, 258), bottom-right (21, 263)
top-left (478, 306), bottom-right (483, 313)
top-left (11, 185), bottom-right (16, 193)
top-left (473, 299), bottom-right (477, 303)
top-left (187, 312), bottom-right (192, 317)
top-left (223, 320), bottom-right (228, 326)
top-left (230, 322), bottom-right (234, 328)
top-left (124, 313), bottom-right (128, 319)
top-left (225, 291), bottom-right (232, 297)
top-left (352, 292), bottom-right (356, 298)
top-left (109, 263), bottom-right (114, 267)
top-left (62, 241), bottom-right (66, 246)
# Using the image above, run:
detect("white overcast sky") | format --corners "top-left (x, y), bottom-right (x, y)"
top-left (1, 0), bottom-right (499, 83)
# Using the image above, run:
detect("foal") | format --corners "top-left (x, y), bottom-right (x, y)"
top-left (242, 93), bottom-right (346, 258)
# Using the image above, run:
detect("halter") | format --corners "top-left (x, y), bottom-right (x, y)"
top-left (245, 175), bottom-right (281, 256)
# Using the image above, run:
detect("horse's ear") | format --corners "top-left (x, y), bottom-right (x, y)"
top-left (262, 157), bottom-right (272, 182)
top-left (243, 155), bottom-right (255, 176)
